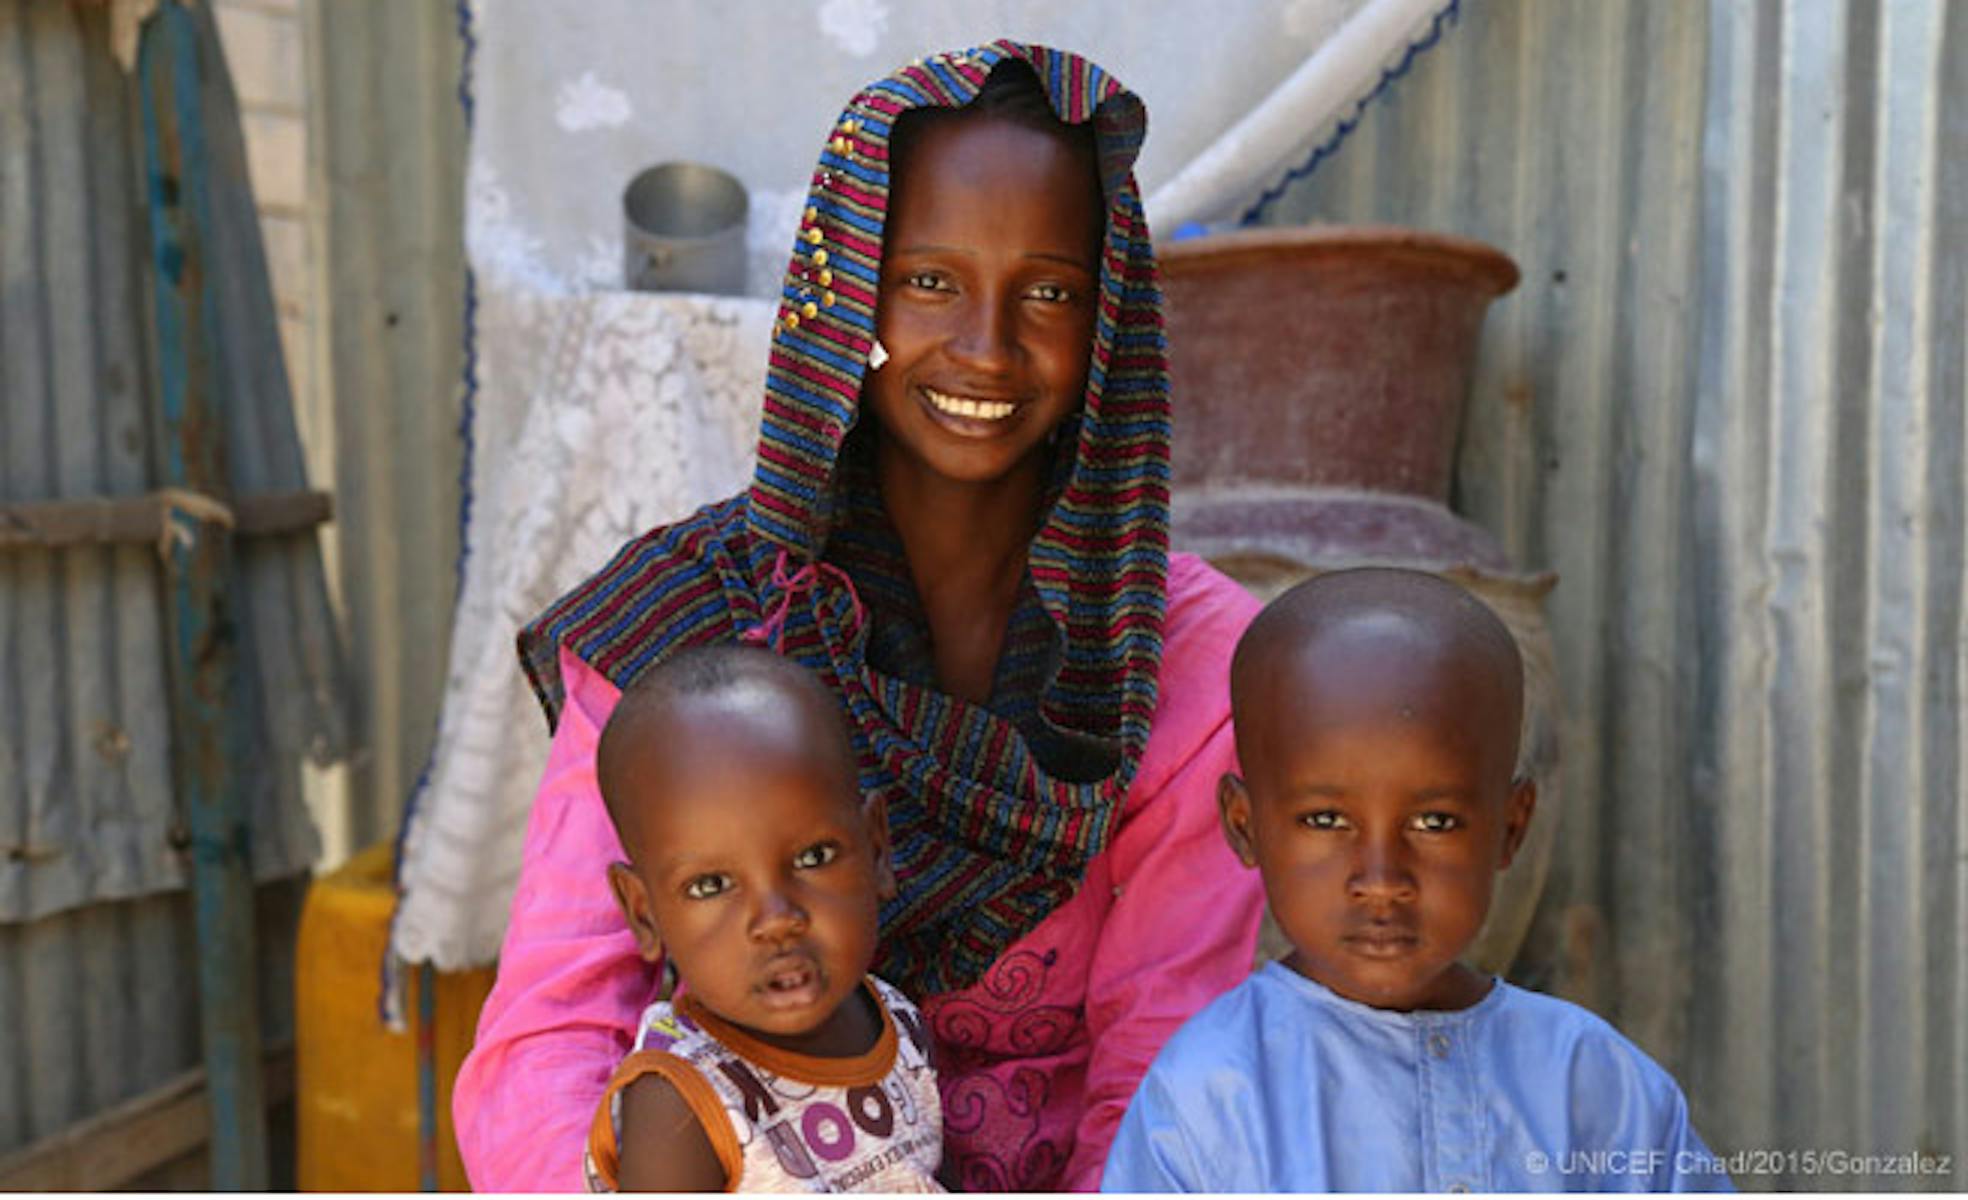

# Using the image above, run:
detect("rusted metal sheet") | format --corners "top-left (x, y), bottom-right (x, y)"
top-left (0, 0), bottom-right (345, 924)
top-left (0, 878), bottom-right (303, 1164)
top-left (0, 0), bottom-right (344, 1168)
top-left (1254, 0), bottom-right (1965, 1188)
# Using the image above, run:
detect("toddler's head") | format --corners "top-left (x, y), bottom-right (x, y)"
top-left (598, 645), bottom-right (894, 1050)
top-left (1220, 568), bottom-right (1535, 1012)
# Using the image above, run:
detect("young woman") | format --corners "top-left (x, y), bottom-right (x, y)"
top-left (453, 42), bottom-right (1264, 1191)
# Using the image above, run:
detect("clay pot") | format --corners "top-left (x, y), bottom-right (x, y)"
top-left (1161, 226), bottom-right (1558, 976)
top-left (1163, 225), bottom-right (1521, 584)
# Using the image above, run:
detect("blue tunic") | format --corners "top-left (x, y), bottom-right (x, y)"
top-left (1102, 962), bottom-right (1731, 1192)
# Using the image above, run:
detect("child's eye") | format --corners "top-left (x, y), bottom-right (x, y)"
top-left (904, 270), bottom-right (951, 292)
top-left (1412, 812), bottom-right (1462, 833)
top-left (792, 842), bottom-right (839, 870)
top-left (1025, 281), bottom-right (1072, 303)
top-left (1299, 810), bottom-right (1349, 831)
top-left (683, 873), bottom-right (733, 900)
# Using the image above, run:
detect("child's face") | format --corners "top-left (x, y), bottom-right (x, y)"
top-left (864, 111), bottom-right (1102, 488)
top-left (1220, 632), bottom-right (1534, 1011)
top-left (608, 698), bottom-right (892, 1051)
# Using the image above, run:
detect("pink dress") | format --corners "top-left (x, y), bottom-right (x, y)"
top-left (453, 553), bottom-right (1263, 1192)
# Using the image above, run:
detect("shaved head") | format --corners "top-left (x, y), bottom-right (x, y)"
top-left (597, 645), bottom-right (860, 861)
top-left (1231, 568), bottom-right (1525, 793)
top-left (1219, 568), bottom-right (1538, 1011)
top-left (594, 645), bottom-right (894, 1039)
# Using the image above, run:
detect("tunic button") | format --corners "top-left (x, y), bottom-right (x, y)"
top-left (800, 301), bottom-right (818, 320)
top-left (822, 291), bottom-right (836, 307)
top-left (812, 249), bottom-right (830, 266)
top-left (805, 205), bottom-right (818, 223)
top-left (818, 268), bottom-right (834, 287)
top-left (782, 312), bottom-right (800, 331)
top-left (1430, 1033), bottom-right (1452, 1058)
top-left (804, 227), bottom-right (824, 245)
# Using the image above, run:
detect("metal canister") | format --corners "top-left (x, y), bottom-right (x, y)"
top-left (621, 162), bottom-right (749, 295)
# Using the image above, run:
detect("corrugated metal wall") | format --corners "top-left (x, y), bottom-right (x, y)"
top-left (0, 879), bottom-right (303, 1156)
top-left (0, 0), bottom-right (340, 1161)
top-left (1258, 0), bottom-right (1965, 1188)
top-left (0, 0), bottom-right (173, 918)
top-left (0, 0), bottom-right (343, 920)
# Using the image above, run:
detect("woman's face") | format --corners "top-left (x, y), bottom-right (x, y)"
top-left (864, 112), bottom-right (1104, 489)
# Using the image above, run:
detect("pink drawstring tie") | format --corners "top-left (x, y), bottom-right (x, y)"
top-left (741, 548), bottom-right (866, 652)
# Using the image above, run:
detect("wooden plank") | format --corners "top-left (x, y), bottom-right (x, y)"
top-left (233, 488), bottom-right (333, 535)
top-left (0, 1049), bottom-right (293, 1192)
top-left (0, 489), bottom-right (332, 550)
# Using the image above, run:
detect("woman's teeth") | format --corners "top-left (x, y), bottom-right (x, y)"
top-left (924, 387), bottom-right (1014, 421)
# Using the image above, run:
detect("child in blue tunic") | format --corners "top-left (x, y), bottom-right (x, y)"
top-left (1102, 568), bottom-right (1730, 1193)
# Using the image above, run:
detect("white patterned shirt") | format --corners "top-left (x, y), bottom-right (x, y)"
top-left (585, 976), bottom-right (942, 1192)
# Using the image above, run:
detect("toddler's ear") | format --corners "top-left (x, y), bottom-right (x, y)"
top-left (863, 792), bottom-right (899, 902)
top-left (1497, 777), bottom-right (1538, 870)
top-left (1217, 773), bottom-right (1259, 868)
top-left (608, 862), bottom-right (667, 963)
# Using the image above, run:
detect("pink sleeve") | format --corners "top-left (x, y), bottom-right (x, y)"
top-left (452, 646), bottom-right (653, 1192)
top-left (1060, 556), bottom-right (1266, 1191)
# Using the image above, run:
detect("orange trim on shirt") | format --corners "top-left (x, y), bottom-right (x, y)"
top-left (678, 977), bottom-right (897, 1087)
top-left (586, 1048), bottom-right (744, 1192)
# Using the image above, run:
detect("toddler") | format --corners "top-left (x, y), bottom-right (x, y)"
top-left (581, 645), bottom-right (941, 1192)
top-left (1102, 568), bottom-right (1728, 1192)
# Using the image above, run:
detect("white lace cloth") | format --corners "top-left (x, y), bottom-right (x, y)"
top-left (392, 0), bottom-right (1457, 970)
top-left (389, 290), bottom-right (768, 969)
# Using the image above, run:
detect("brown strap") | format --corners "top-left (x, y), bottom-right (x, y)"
top-left (585, 1049), bottom-right (742, 1192)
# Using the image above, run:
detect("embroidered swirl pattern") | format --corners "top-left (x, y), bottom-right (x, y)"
top-left (925, 948), bottom-right (1082, 1189)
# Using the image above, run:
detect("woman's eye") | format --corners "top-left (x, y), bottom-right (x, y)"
top-left (1026, 281), bottom-right (1072, 303)
top-left (683, 873), bottom-right (732, 900)
top-left (905, 270), bottom-right (950, 292)
top-left (1300, 810), bottom-right (1349, 831)
top-left (793, 842), bottom-right (839, 870)
top-left (1413, 812), bottom-right (1461, 833)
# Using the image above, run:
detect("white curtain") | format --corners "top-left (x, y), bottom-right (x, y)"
top-left (391, 0), bottom-right (1457, 971)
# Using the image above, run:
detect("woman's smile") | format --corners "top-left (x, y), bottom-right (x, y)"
top-left (920, 385), bottom-right (1020, 424)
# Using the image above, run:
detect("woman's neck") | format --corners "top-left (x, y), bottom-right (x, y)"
top-left (876, 439), bottom-right (1047, 702)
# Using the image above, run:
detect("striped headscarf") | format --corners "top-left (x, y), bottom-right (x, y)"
top-left (519, 41), bottom-right (1169, 996)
